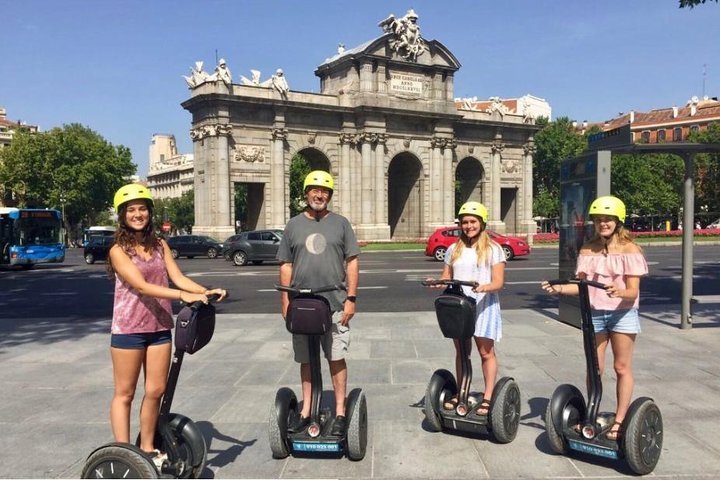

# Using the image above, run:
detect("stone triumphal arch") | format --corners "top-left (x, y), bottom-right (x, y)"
top-left (182, 10), bottom-right (539, 241)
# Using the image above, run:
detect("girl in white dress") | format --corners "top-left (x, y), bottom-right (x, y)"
top-left (428, 201), bottom-right (506, 416)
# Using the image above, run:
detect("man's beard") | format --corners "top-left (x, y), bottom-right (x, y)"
top-left (308, 200), bottom-right (327, 212)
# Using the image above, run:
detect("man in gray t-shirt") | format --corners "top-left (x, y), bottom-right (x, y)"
top-left (276, 170), bottom-right (360, 437)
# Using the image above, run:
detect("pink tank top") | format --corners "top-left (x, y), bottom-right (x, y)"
top-left (111, 245), bottom-right (174, 334)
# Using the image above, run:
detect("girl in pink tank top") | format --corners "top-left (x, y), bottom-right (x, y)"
top-left (106, 184), bottom-right (227, 464)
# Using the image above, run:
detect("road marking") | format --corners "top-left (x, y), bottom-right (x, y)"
top-left (257, 285), bottom-right (388, 293)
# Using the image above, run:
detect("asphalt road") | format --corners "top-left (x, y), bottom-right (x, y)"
top-left (1, 244), bottom-right (718, 321)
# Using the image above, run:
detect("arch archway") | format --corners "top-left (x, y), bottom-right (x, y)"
top-left (388, 153), bottom-right (423, 239)
top-left (455, 157), bottom-right (484, 211)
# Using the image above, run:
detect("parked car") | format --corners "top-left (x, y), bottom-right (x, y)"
top-left (222, 229), bottom-right (283, 266)
top-left (84, 235), bottom-right (114, 264)
top-left (425, 226), bottom-right (531, 261)
top-left (706, 218), bottom-right (720, 229)
top-left (166, 235), bottom-right (222, 259)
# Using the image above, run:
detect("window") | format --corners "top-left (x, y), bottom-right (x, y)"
top-left (690, 125), bottom-right (700, 134)
top-left (673, 127), bottom-right (683, 141)
top-left (657, 129), bottom-right (666, 142)
top-left (641, 131), bottom-right (650, 143)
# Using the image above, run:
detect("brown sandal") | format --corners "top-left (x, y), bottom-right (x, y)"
top-left (475, 398), bottom-right (491, 416)
top-left (443, 395), bottom-right (459, 410)
top-left (606, 421), bottom-right (622, 441)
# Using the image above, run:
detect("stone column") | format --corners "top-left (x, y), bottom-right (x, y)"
top-left (522, 140), bottom-right (537, 242)
top-left (489, 135), bottom-right (505, 232)
top-left (375, 134), bottom-right (387, 225)
top-left (360, 132), bottom-right (375, 225)
top-left (270, 126), bottom-right (287, 229)
top-left (359, 62), bottom-right (374, 92)
top-left (429, 137), bottom-right (446, 228)
top-left (339, 132), bottom-right (356, 221)
top-left (443, 138), bottom-right (456, 224)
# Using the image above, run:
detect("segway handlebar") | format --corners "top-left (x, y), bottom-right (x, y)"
top-left (421, 279), bottom-right (479, 288)
top-left (274, 284), bottom-right (347, 295)
top-left (546, 278), bottom-right (607, 290)
top-left (185, 292), bottom-right (227, 309)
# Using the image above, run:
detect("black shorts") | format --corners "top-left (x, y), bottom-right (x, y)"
top-left (110, 330), bottom-right (172, 349)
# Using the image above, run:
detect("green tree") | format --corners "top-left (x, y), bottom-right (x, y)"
top-left (679, 0), bottom-right (718, 7)
top-left (689, 122), bottom-right (720, 213)
top-left (0, 124), bottom-right (135, 230)
top-left (611, 154), bottom-right (684, 215)
top-left (533, 117), bottom-right (587, 217)
top-left (289, 154), bottom-right (311, 217)
top-left (154, 190), bottom-right (194, 234)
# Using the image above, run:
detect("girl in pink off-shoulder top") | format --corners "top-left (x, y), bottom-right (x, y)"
top-left (541, 196), bottom-right (647, 442)
top-left (106, 184), bottom-right (227, 464)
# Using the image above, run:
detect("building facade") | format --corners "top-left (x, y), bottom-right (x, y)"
top-left (145, 133), bottom-right (194, 200)
top-left (181, 11), bottom-right (540, 241)
top-left (601, 96), bottom-right (720, 143)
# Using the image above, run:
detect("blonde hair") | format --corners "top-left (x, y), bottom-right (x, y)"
top-left (448, 221), bottom-right (499, 266)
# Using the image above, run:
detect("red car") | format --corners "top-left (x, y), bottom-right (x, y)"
top-left (425, 226), bottom-right (531, 261)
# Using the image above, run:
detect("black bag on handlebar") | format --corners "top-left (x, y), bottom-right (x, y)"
top-left (434, 286), bottom-right (477, 339)
top-left (175, 302), bottom-right (216, 354)
top-left (287, 295), bottom-right (333, 335)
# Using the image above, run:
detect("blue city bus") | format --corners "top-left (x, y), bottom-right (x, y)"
top-left (0, 207), bottom-right (65, 269)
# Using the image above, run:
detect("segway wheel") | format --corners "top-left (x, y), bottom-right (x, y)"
top-left (81, 443), bottom-right (159, 479)
top-left (545, 384), bottom-right (586, 454)
top-left (268, 387), bottom-right (297, 459)
top-left (137, 413), bottom-right (207, 478)
top-left (489, 378), bottom-right (521, 443)
top-left (623, 397), bottom-right (663, 475)
top-left (346, 388), bottom-right (368, 461)
top-left (424, 369), bottom-right (457, 432)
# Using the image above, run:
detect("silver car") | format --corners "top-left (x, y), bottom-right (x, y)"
top-left (222, 229), bottom-right (284, 266)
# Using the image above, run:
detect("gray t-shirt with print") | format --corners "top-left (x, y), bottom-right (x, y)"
top-left (276, 211), bottom-right (360, 312)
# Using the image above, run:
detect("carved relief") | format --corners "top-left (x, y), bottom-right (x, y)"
top-left (486, 97), bottom-right (510, 117)
top-left (272, 128), bottom-right (288, 140)
top-left (378, 9), bottom-right (427, 62)
top-left (501, 158), bottom-right (520, 174)
top-left (523, 142), bottom-right (537, 156)
top-left (232, 145), bottom-right (265, 163)
top-left (430, 137), bottom-right (456, 150)
top-left (339, 133), bottom-right (358, 145)
top-left (190, 123), bottom-right (232, 141)
top-left (491, 140), bottom-right (505, 155)
top-left (307, 131), bottom-right (317, 144)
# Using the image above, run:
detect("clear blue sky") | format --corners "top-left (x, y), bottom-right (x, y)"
top-left (3, 0), bottom-right (719, 176)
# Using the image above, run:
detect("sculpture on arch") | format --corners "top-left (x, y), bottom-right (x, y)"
top-left (378, 9), bottom-right (427, 62)
top-left (182, 61), bottom-right (213, 88)
top-left (213, 58), bottom-right (232, 86)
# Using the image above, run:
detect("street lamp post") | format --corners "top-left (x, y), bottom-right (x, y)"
top-left (59, 193), bottom-right (66, 246)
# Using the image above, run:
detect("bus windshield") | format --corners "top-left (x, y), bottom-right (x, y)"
top-left (16, 216), bottom-right (63, 245)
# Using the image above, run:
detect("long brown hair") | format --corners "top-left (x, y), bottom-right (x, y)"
top-left (106, 199), bottom-right (162, 277)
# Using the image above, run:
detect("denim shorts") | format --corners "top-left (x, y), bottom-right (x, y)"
top-left (292, 311), bottom-right (350, 363)
top-left (111, 330), bottom-right (172, 349)
top-left (592, 309), bottom-right (641, 335)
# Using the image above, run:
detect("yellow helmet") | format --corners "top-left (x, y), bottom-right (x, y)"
top-left (589, 195), bottom-right (626, 223)
top-left (458, 201), bottom-right (488, 222)
top-left (113, 183), bottom-right (154, 211)
top-left (303, 170), bottom-right (334, 193)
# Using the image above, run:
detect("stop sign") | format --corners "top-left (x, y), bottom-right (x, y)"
top-left (162, 221), bottom-right (171, 233)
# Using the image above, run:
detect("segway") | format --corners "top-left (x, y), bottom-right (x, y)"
top-left (82, 296), bottom-right (224, 478)
top-left (544, 278), bottom-right (663, 475)
top-left (269, 284), bottom-right (367, 461)
top-left (422, 279), bottom-right (521, 443)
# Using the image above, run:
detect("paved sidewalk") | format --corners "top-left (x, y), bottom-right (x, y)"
top-left (1, 303), bottom-right (719, 479)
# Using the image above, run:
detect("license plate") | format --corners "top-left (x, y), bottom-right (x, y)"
top-left (568, 439), bottom-right (619, 459)
top-left (292, 441), bottom-right (342, 452)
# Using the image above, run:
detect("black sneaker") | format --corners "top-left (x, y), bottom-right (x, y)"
top-left (288, 413), bottom-right (310, 433)
top-left (330, 415), bottom-right (347, 436)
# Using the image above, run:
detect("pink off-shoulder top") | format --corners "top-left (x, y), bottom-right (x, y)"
top-left (576, 252), bottom-right (648, 311)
